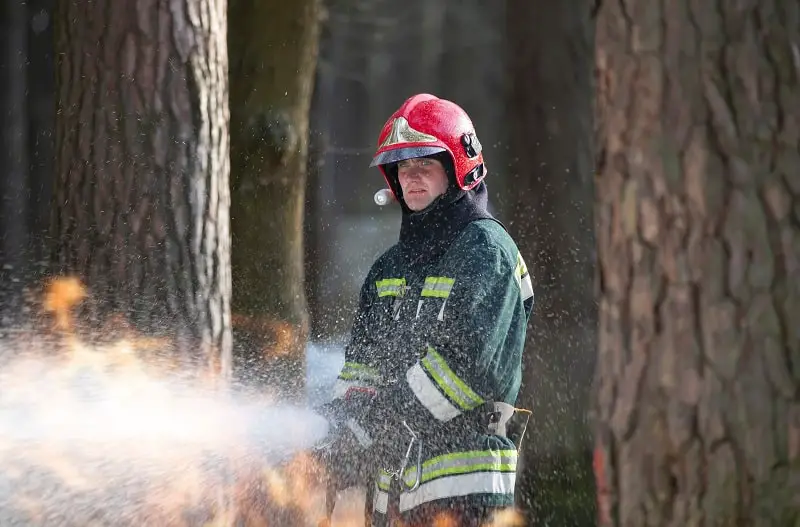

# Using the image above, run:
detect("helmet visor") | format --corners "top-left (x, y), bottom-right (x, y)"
top-left (369, 146), bottom-right (447, 168)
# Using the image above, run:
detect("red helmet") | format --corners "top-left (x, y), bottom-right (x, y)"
top-left (370, 94), bottom-right (486, 199)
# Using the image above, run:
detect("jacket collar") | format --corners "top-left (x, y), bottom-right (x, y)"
top-left (398, 182), bottom-right (501, 265)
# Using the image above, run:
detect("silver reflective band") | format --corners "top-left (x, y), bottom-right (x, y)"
top-left (515, 253), bottom-right (534, 302)
top-left (398, 471), bottom-right (516, 512)
top-left (345, 418), bottom-right (374, 448)
top-left (376, 278), bottom-right (406, 298)
top-left (406, 362), bottom-right (461, 421)
top-left (373, 486), bottom-right (389, 514)
top-left (402, 449), bottom-right (518, 488)
top-left (420, 347), bottom-right (484, 411)
top-left (338, 361), bottom-right (381, 382)
top-left (421, 276), bottom-right (455, 298)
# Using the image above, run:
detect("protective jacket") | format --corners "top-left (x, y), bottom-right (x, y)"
top-left (329, 182), bottom-right (534, 523)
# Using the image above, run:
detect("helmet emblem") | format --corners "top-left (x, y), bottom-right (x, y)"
top-left (379, 117), bottom-right (438, 148)
top-left (461, 132), bottom-right (482, 158)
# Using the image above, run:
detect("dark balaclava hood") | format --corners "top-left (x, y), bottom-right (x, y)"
top-left (385, 153), bottom-right (503, 265)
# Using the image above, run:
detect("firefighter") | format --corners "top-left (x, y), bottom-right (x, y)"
top-left (317, 93), bottom-right (534, 526)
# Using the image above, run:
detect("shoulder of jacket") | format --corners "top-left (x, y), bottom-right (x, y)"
top-left (366, 243), bottom-right (402, 275)
top-left (453, 220), bottom-right (521, 263)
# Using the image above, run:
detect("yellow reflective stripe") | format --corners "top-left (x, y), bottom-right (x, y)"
top-left (421, 276), bottom-right (455, 298)
top-left (332, 379), bottom-right (374, 400)
top-left (398, 471), bottom-right (516, 512)
top-left (514, 253), bottom-right (534, 301)
top-left (421, 346), bottom-right (484, 411)
top-left (376, 277), bottom-right (406, 297)
top-left (406, 362), bottom-right (461, 421)
top-left (403, 449), bottom-right (518, 486)
top-left (337, 361), bottom-right (381, 382)
top-left (515, 252), bottom-right (528, 279)
top-left (377, 469), bottom-right (393, 491)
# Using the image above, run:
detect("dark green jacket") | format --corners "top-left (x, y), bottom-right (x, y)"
top-left (332, 218), bottom-right (533, 519)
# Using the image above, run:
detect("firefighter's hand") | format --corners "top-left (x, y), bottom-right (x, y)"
top-left (313, 419), bottom-right (372, 491)
top-left (357, 396), bottom-right (410, 465)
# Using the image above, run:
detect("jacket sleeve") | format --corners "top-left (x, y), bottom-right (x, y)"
top-left (322, 262), bottom-right (384, 450)
top-left (363, 228), bottom-right (533, 440)
top-left (331, 274), bottom-right (381, 403)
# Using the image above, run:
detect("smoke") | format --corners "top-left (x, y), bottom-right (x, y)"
top-left (0, 337), bottom-right (331, 526)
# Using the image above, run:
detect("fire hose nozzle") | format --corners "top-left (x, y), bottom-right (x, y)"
top-left (373, 188), bottom-right (394, 206)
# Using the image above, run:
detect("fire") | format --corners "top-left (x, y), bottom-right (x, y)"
top-left (0, 277), bottom-right (525, 526)
top-left (0, 276), bottom-right (365, 526)
top-left (42, 275), bottom-right (85, 330)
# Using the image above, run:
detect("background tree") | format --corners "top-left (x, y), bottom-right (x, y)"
top-left (228, 0), bottom-right (321, 399)
top-left (593, 1), bottom-right (800, 524)
top-left (51, 0), bottom-right (232, 374)
top-left (507, 0), bottom-right (597, 524)
top-left (0, 0), bottom-right (54, 312)
top-left (0, 0), bottom-right (29, 279)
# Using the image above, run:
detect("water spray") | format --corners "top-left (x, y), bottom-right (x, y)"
top-left (0, 323), bottom-right (335, 525)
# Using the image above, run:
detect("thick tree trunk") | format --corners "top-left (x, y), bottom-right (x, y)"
top-left (593, 0), bottom-right (800, 525)
top-left (52, 0), bottom-right (231, 374)
top-left (507, 0), bottom-right (597, 523)
top-left (228, 0), bottom-right (320, 399)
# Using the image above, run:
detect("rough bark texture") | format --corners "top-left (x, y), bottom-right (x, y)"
top-left (594, 0), bottom-right (800, 525)
top-left (53, 0), bottom-right (231, 374)
top-left (507, 1), bottom-right (597, 524)
top-left (229, 0), bottom-right (320, 398)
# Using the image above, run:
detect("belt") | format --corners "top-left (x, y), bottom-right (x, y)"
top-left (487, 401), bottom-right (532, 450)
top-left (417, 401), bottom-right (531, 449)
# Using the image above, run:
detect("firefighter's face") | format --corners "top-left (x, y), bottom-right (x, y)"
top-left (397, 157), bottom-right (449, 211)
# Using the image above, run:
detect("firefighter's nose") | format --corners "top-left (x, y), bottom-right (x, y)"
top-left (401, 170), bottom-right (422, 182)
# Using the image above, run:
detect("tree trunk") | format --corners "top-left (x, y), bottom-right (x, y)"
top-left (0, 0), bottom-right (55, 322)
top-left (228, 0), bottom-right (321, 399)
top-left (0, 0), bottom-right (30, 279)
top-left (26, 0), bottom-right (57, 266)
top-left (506, 0), bottom-right (597, 524)
top-left (593, 1), bottom-right (800, 525)
top-left (52, 0), bottom-right (231, 375)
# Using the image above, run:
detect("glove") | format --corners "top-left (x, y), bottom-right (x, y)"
top-left (315, 424), bottom-right (371, 491)
top-left (312, 400), bottom-right (376, 491)
top-left (357, 392), bottom-right (414, 467)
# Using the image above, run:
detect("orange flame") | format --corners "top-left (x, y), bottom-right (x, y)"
top-left (42, 275), bottom-right (86, 331)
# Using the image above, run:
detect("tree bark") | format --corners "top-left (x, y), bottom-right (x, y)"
top-left (26, 0), bottom-right (57, 266)
top-left (228, 0), bottom-right (321, 399)
top-left (506, 0), bottom-right (597, 523)
top-left (0, 0), bottom-right (55, 323)
top-left (593, 0), bottom-right (800, 524)
top-left (0, 0), bottom-right (30, 277)
top-left (52, 0), bottom-right (231, 374)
